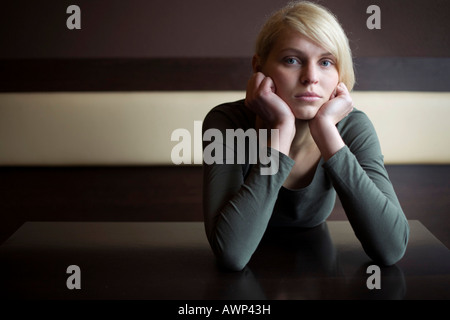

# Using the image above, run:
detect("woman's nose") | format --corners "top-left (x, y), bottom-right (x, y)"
top-left (300, 63), bottom-right (319, 85)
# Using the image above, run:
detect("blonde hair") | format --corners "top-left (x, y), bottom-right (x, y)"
top-left (255, 1), bottom-right (355, 91)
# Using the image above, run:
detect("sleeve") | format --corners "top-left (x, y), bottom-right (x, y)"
top-left (202, 107), bottom-right (295, 271)
top-left (323, 110), bottom-right (409, 266)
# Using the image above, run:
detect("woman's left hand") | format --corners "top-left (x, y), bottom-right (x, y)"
top-left (312, 82), bottom-right (354, 126)
top-left (308, 82), bottom-right (354, 161)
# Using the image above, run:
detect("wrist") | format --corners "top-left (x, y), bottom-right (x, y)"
top-left (309, 117), bottom-right (344, 161)
top-left (309, 113), bottom-right (333, 128)
top-left (268, 121), bottom-right (295, 156)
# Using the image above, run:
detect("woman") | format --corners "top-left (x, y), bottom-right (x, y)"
top-left (202, 1), bottom-right (409, 271)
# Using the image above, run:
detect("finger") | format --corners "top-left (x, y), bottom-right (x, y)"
top-left (245, 73), bottom-right (266, 107)
top-left (253, 72), bottom-right (266, 85)
top-left (335, 82), bottom-right (350, 97)
top-left (247, 72), bottom-right (263, 92)
top-left (259, 76), bottom-right (276, 94)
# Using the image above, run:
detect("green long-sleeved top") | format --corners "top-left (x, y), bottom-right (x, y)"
top-left (202, 99), bottom-right (409, 271)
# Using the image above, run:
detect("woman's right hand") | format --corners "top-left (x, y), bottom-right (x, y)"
top-left (245, 72), bottom-right (296, 155)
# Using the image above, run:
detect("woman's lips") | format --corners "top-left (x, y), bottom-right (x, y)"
top-left (294, 92), bottom-right (322, 102)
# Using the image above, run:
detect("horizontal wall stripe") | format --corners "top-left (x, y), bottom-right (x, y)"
top-left (0, 57), bottom-right (449, 92)
top-left (354, 57), bottom-right (450, 92)
top-left (0, 91), bottom-right (449, 165)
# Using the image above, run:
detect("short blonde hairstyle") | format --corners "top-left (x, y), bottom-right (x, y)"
top-left (255, 1), bottom-right (355, 91)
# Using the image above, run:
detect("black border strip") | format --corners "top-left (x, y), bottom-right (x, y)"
top-left (0, 57), bottom-right (449, 92)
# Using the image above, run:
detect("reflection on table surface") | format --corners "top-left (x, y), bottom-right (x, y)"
top-left (0, 220), bottom-right (448, 299)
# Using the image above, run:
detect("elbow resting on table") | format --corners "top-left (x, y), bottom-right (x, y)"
top-left (207, 230), bottom-right (251, 272)
top-left (372, 248), bottom-right (405, 266)
top-left (217, 253), bottom-right (249, 272)
top-left (214, 248), bottom-right (249, 272)
top-left (369, 223), bottom-right (410, 266)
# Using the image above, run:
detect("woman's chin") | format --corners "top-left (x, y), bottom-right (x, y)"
top-left (291, 105), bottom-right (320, 121)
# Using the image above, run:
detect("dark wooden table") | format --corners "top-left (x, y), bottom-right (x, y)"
top-left (0, 220), bottom-right (448, 300)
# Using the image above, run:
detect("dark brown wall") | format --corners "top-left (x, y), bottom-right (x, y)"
top-left (2, 0), bottom-right (449, 92)
top-left (1, 165), bottom-right (449, 248)
top-left (1, 1), bottom-right (449, 248)
top-left (1, 0), bottom-right (449, 59)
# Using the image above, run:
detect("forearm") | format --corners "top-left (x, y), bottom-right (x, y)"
top-left (324, 147), bottom-right (409, 265)
top-left (209, 174), bottom-right (279, 271)
top-left (204, 150), bottom-right (295, 271)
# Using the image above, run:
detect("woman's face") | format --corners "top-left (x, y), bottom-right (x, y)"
top-left (258, 28), bottom-right (340, 120)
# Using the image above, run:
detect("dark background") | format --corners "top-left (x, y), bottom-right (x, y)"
top-left (1, 0), bottom-right (449, 58)
top-left (0, 1), bottom-right (449, 247)
top-left (1, 0), bottom-right (449, 92)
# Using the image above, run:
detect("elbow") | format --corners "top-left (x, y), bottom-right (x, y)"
top-left (207, 232), bottom-right (251, 272)
top-left (369, 223), bottom-right (410, 266)
top-left (217, 251), bottom-right (249, 272)
top-left (372, 248), bottom-right (406, 267)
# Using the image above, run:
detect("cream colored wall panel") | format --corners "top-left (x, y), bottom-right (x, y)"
top-left (0, 91), bottom-right (449, 165)
top-left (0, 92), bottom-right (243, 165)
top-left (352, 92), bottom-right (450, 164)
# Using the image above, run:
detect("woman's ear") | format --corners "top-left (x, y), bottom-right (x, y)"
top-left (252, 55), bottom-right (262, 73)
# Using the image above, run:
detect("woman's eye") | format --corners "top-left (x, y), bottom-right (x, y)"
top-left (284, 57), bottom-right (299, 65)
top-left (320, 60), bottom-right (333, 67)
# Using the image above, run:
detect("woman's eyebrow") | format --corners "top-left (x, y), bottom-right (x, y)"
top-left (279, 48), bottom-right (334, 58)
